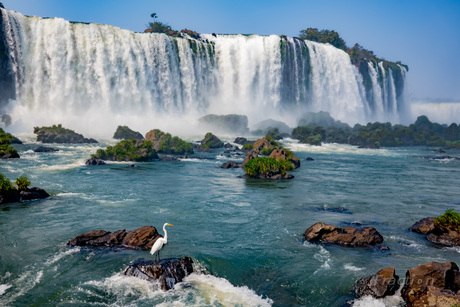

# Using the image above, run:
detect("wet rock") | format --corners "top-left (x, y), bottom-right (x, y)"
top-left (34, 125), bottom-right (98, 144)
top-left (221, 161), bottom-right (242, 168)
top-left (306, 157), bottom-right (315, 161)
top-left (113, 125), bottom-right (144, 140)
top-left (239, 173), bottom-right (294, 180)
top-left (269, 148), bottom-right (300, 169)
top-left (355, 266), bottom-right (399, 298)
top-left (67, 225), bottom-right (161, 249)
top-left (410, 217), bottom-right (460, 247)
top-left (0, 153), bottom-right (19, 159)
top-left (234, 137), bottom-right (248, 145)
top-left (123, 257), bottom-right (194, 290)
top-left (0, 192), bottom-right (20, 204)
top-left (401, 261), bottom-right (460, 306)
top-left (34, 146), bottom-right (59, 153)
top-left (85, 158), bottom-right (106, 165)
top-left (159, 155), bottom-right (179, 161)
top-left (409, 217), bottom-right (436, 234)
top-left (303, 222), bottom-right (384, 247)
top-left (242, 151), bottom-right (257, 166)
top-left (200, 133), bottom-right (223, 149)
top-left (19, 187), bottom-right (50, 201)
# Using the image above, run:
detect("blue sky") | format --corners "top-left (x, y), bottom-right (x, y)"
top-left (2, 0), bottom-right (460, 102)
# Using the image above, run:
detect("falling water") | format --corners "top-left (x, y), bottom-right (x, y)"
top-left (0, 8), bottom-right (407, 136)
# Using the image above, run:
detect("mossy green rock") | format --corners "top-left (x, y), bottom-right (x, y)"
top-left (113, 126), bottom-right (144, 140)
top-left (200, 132), bottom-right (223, 149)
top-left (93, 139), bottom-right (159, 162)
top-left (34, 124), bottom-right (98, 144)
top-left (145, 129), bottom-right (193, 155)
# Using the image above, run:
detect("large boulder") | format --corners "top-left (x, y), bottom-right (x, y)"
top-left (19, 187), bottom-right (50, 201)
top-left (221, 161), bottom-right (242, 168)
top-left (269, 148), bottom-right (300, 169)
top-left (92, 139), bottom-right (159, 162)
top-left (355, 267), bottom-right (399, 298)
top-left (410, 217), bottom-right (460, 247)
top-left (85, 158), bottom-right (106, 165)
top-left (145, 129), bottom-right (193, 155)
top-left (113, 125), bottom-right (144, 140)
top-left (33, 125), bottom-right (98, 144)
top-left (123, 257), bottom-right (194, 290)
top-left (67, 226), bottom-right (161, 249)
top-left (198, 114), bottom-right (249, 135)
top-left (199, 132), bottom-right (223, 149)
top-left (34, 146), bottom-right (59, 153)
top-left (303, 222), bottom-right (384, 247)
top-left (401, 261), bottom-right (460, 306)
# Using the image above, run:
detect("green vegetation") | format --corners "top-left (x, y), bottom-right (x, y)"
top-left (146, 129), bottom-right (194, 154)
top-left (244, 157), bottom-right (294, 178)
top-left (147, 12), bottom-right (181, 37)
top-left (14, 175), bottom-right (31, 191)
top-left (0, 173), bottom-right (14, 193)
top-left (242, 143), bottom-right (254, 151)
top-left (93, 139), bottom-right (159, 162)
top-left (113, 125), bottom-right (144, 140)
top-left (292, 115), bottom-right (460, 148)
top-left (435, 209), bottom-right (460, 231)
top-left (0, 128), bottom-right (18, 157)
top-left (299, 28), bottom-right (347, 50)
top-left (33, 124), bottom-right (97, 143)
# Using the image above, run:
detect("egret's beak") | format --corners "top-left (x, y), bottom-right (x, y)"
top-left (168, 224), bottom-right (174, 226)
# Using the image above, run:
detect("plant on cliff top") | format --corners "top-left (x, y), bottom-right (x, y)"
top-left (244, 157), bottom-right (293, 178)
top-left (435, 209), bottom-right (460, 231)
top-left (15, 175), bottom-right (31, 191)
top-left (0, 173), bottom-right (15, 193)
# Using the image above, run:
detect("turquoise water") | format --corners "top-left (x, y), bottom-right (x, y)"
top-left (1, 136), bottom-right (460, 306)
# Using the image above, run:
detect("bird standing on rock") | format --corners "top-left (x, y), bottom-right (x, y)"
top-left (150, 223), bottom-right (173, 261)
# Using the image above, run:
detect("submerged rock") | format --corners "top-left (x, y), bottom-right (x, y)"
top-left (355, 267), bottom-right (399, 299)
top-left (221, 161), bottom-right (242, 168)
top-left (67, 225), bottom-right (161, 249)
top-left (401, 261), bottom-right (460, 306)
top-left (410, 217), bottom-right (460, 247)
top-left (303, 222), bottom-right (384, 247)
top-left (85, 158), bottom-right (106, 165)
top-left (123, 257), bottom-right (194, 291)
top-left (34, 146), bottom-right (59, 153)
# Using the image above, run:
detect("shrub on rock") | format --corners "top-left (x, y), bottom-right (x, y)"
top-left (92, 139), bottom-right (159, 162)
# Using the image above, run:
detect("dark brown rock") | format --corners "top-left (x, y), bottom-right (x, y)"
top-left (85, 158), bottom-right (106, 165)
top-left (19, 187), bottom-right (50, 201)
top-left (269, 148), bottom-right (300, 169)
top-left (242, 151), bottom-right (257, 166)
top-left (303, 222), bottom-right (384, 247)
top-left (409, 217), bottom-right (436, 234)
top-left (409, 286), bottom-right (460, 307)
top-left (355, 267), bottom-right (400, 298)
top-left (123, 257), bottom-right (194, 290)
top-left (34, 146), bottom-right (59, 153)
top-left (401, 261), bottom-right (460, 306)
top-left (221, 161), bottom-right (242, 168)
top-left (67, 226), bottom-right (161, 249)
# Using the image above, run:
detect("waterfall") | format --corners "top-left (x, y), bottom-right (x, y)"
top-left (0, 8), bottom-right (407, 136)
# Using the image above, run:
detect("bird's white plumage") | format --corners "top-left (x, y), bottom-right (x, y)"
top-left (150, 223), bottom-right (173, 257)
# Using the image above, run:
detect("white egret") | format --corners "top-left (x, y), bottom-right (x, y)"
top-left (150, 223), bottom-right (173, 261)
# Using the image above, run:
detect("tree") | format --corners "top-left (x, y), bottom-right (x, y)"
top-left (298, 28), bottom-right (347, 50)
top-left (150, 12), bottom-right (157, 20)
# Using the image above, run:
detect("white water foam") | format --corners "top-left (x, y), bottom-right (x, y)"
top-left (344, 264), bottom-right (364, 272)
top-left (303, 241), bottom-right (332, 273)
top-left (0, 284), bottom-right (12, 295)
top-left (352, 293), bottom-right (404, 307)
top-left (80, 272), bottom-right (272, 306)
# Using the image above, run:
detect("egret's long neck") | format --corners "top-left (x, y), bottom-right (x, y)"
top-left (163, 225), bottom-right (168, 243)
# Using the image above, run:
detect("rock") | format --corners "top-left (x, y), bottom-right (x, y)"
top-left (92, 139), bottom-right (159, 162)
top-left (438, 148), bottom-right (447, 153)
top-left (123, 257), bottom-right (194, 291)
top-left (239, 173), bottom-right (294, 180)
top-left (200, 132), bottom-right (223, 149)
top-left (0, 191), bottom-right (20, 204)
top-left (224, 142), bottom-right (233, 148)
top-left (221, 161), bottom-right (242, 168)
top-left (159, 155), bottom-right (179, 161)
top-left (306, 157), bottom-right (315, 161)
top-left (198, 114), bottom-right (249, 134)
top-left (0, 153), bottom-right (19, 159)
top-left (303, 222), bottom-right (384, 247)
top-left (401, 261), bottom-right (460, 306)
top-left (33, 125), bottom-right (98, 144)
top-left (145, 129), bottom-right (193, 155)
top-left (409, 217), bottom-right (436, 234)
top-left (19, 187), bottom-right (50, 201)
top-left (234, 137), bottom-right (248, 145)
top-left (269, 148), bottom-right (300, 169)
top-left (85, 158), bottom-right (106, 165)
top-left (67, 225), bottom-right (161, 249)
top-left (113, 125), bottom-right (144, 140)
top-left (355, 267), bottom-right (399, 298)
top-left (253, 119), bottom-right (292, 135)
top-left (242, 151), bottom-right (257, 166)
top-left (34, 146), bottom-right (59, 153)
top-left (410, 217), bottom-right (460, 247)
top-left (11, 136), bottom-right (22, 144)
top-left (408, 286), bottom-right (460, 307)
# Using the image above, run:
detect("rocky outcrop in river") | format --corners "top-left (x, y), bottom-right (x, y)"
top-left (34, 124), bottom-right (98, 143)
top-left (123, 257), bottom-right (194, 290)
top-left (67, 226), bottom-right (161, 249)
top-left (303, 222), bottom-right (384, 247)
top-left (410, 217), bottom-right (460, 247)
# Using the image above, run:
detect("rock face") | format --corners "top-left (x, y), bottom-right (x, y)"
top-left (34, 146), bottom-right (59, 153)
top-left (85, 158), bottom-right (106, 165)
top-left (269, 148), bottom-right (300, 168)
top-left (234, 137), bottom-right (248, 145)
top-left (410, 217), bottom-right (460, 247)
top-left (198, 114), bottom-right (249, 134)
top-left (113, 125), bottom-right (144, 140)
top-left (303, 222), bottom-right (384, 247)
top-left (0, 152), bottom-right (19, 159)
top-left (355, 267), bottom-right (399, 298)
top-left (401, 261), bottom-right (460, 306)
top-left (123, 257), bottom-right (194, 290)
top-left (34, 125), bottom-right (98, 144)
top-left (145, 129), bottom-right (194, 155)
top-left (67, 226), bottom-right (161, 249)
